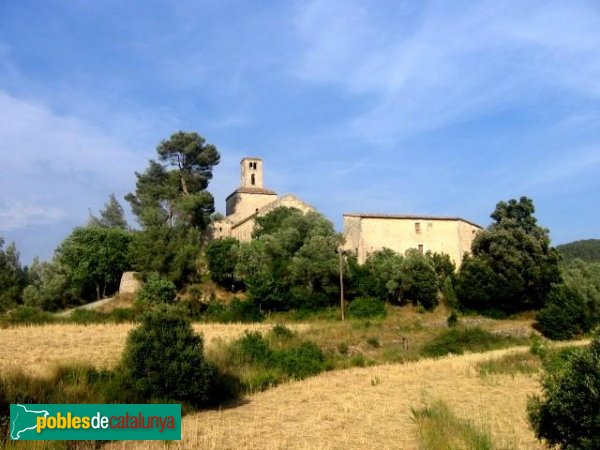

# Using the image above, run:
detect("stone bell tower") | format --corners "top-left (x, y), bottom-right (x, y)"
top-left (241, 157), bottom-right (264, 188)
top-left (225, 157), bottom-right (277, 219)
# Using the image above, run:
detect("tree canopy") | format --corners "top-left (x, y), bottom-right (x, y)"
top-left (557, 239), bottom-right (600, 263)
top-left (89, 193), bottom-right (128, 230)
top-left (455, 196), bottom-right (561, 315)
top-left (125, 131), bottom-right (220, 230)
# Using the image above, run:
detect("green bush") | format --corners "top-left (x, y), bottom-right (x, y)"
top-left (119, 306), bottom-right (219, 406)
top-left (447, 310), bottom-right (459, 328)
top-left (233, 331), bottom-right (272, 364)
top-left (269, 324), bottom-right (295, 340)
top-left (4, 306), bottom-right (54, 325)
top-left (422, 327), bottom-right (519, 357)
top-left (137, 275), bottom-right (177, 304)
top-left (528, 331), bottom-right (600, 449)
top-left (271, 342), bottom-right (326, 379)
top-left (535, 283), bottom-right (593, 340)
top-left (348, 297), bottom-right (387, 319)
top-left (205, 298), bottom-right (264, 323)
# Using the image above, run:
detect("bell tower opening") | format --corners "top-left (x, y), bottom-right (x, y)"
top-left (240, 157), bottom-right (263, 188)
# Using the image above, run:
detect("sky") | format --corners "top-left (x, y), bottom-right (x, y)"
top-left (1, 0), bottom-right (599, 264)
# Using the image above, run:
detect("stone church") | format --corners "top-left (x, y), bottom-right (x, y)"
top-left (210, 157), bottom-right (315, 241)
top-left (211, 157), bottom-right (482, 265)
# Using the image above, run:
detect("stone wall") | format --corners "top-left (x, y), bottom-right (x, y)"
top-left (343, 215), bottom-right (481, 265)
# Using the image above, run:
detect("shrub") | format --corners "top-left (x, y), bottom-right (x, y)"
top-left (535, 283), bottom-right (592, 340)
top-left (205, 238), bottom-right (240, 289)
top-left (366, 337), bottom-right (380, 348)
top-left (447, 311), bottom-right (459, 328)
top-left (69, 308), bottom-right (106, 324)
top-left (528, 331), bottom-right (600, 449)
top-left (137, 275), bottom-right (177, 304)
top-left (271, 342), bottom-right (326, 379)
top-left (233, 331), bottom-right (272, 364)
top-left (205, 298), bottom-right (264, 323)
top-left (4, 306), bottom-right (54, 325)
top-left (348, 297), bottom-right (387, 319)
top-left (269, 324), bottom-right (295, 340)
top-left (401, 250), bottom-right (440, 310)
top-left (422, 327), bottom-right (519, 357)
top-left (119, 306), bottom-right (219, 406)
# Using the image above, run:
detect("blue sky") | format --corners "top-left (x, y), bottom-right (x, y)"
top-left (1, 0), bottom-right (599, 263)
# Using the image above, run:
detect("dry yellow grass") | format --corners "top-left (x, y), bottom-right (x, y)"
top-left (104, 344), bottom-right (583, 450)
top-left (0, 323), bottom-right (308, 376)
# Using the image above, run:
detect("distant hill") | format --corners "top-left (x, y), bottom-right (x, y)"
top-left (557, 239), bottom-right (600, 263)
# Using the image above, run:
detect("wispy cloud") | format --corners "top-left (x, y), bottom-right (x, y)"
top-left (0, 201), bottom-right (65, 230)
top-left (293, 0), bottom-right (600, 142)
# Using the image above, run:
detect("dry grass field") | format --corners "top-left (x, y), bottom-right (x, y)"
top-left (104, 345), bottom-right (564, 450)
top-left (0, 323), bottom-right (308, 376)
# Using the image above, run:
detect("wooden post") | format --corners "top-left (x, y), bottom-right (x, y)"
top-left (339, 248), bottom-right (345, 322)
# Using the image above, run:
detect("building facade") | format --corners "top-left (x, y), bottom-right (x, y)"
top-left (343, 213), bottom-right (482, 265)
top-left (211, 157), bottom-right (315, 241)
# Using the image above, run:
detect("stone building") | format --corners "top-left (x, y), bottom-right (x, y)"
top-left (343, 213), bottom-right (482, 265)
top-left (211, 157), bottom-right (315, 241)
top-left (211, 157), bottom-right (482, 265)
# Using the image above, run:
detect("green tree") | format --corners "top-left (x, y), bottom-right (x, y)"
top-left (128, 225), bottom-right (200, 287)
top-left (21, 257), bottom-right (73, 311)
top-left (235, 207), bottom-right (342, 311)
top-left (401, 250), bottom-right (439, 310)
top-left (137, 276), bottom-right (177, 304)
top-left (357, 249), bottom-right (404, 302)
top-left (205, 237), bottom-right (240, 290)
top-left (89, 193), bottom-right (128, 229)
top-left (56, 226), bottom-right (132, 300)
top-left (557, 239), bottom-right (600, 263)
top-left (455, 197), bottom-right (561, 315)
top-left (125, 131), bottom-right (220, 230)
top-left (0, 238), bottom-right (27, 311)
top-left (120, 306), bottom-right (218, 406)
top-left (528, 330), bottom-right (600, 449)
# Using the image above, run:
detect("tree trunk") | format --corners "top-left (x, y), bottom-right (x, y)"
top-left (180, 174), bottom-right (189, 195)
top-left (96, 283), bottom-right (100, 301)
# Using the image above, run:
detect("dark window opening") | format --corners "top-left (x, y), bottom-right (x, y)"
top-left (415, 222), bottom-right (421, 234)
top-left (249, 162), bottom-right (252, 169)
top-left (418, 244), bottom-right (424, 254)
top-left (251, 173), bottom-right (256, 185)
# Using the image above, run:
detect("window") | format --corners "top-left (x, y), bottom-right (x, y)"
top-left (415, 222), bottom-right (421, 234)
top-left (418, 244), bottom-right (424, 254)
top-left (251, 173), bottom-right (255, 185)
top-left (253, 162), bottom-right (257, 169)
top-left (249, 162), bottom-right (252, 169)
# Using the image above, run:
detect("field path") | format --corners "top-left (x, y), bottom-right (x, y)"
top-left (106, 344), bottom-right (576, 450)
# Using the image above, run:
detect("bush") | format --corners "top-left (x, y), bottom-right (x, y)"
top-left (205, 238), bottom-right (240, 290)
top-left (269, 324), bottom-right (295, 340)
top-left (271, 342), bottom-right (326, 379)
top-left (528, 331), bottom-right (600, 449)
top-left (447, 310), bottom-right (459, 328)
top-left (422, 327), bottom-right (520, 357)
top-left (535, 283), bottom-right (593, 340)
top-left (137, 276), bottom-right (177, 304)
top-left (4, 306), bottom-right (54, 325)
top-left (233, 331), bottom-right (272, 364)
top-left (205, 298), bottom-right (264, 323)
top-left (348, 297), bottom-right (387, 319)
top-left (401, 251), bottom-right (439, 310)
top-left (119, 306), bottom-right (219, 406)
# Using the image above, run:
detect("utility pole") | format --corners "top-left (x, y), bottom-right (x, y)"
top-left (339, 247), bottom-right (345, 322)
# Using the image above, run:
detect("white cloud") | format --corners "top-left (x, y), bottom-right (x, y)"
top-left (0, 90), bottom-right (146, 230)
top-left (0, 202), bottom-right (65, 230)
top-left (293, 0), bottom-right (600, 142)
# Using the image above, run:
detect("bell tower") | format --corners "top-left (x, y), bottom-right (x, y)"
top-left (241, 157), bottom-right (263, 188)
top-left (225, 157), bottom-right (277, 218)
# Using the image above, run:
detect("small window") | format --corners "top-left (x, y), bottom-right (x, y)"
top-left (251, 173), bottom-right (255, 185)
top-left (253, 162), bottom-right (257, 169)
top-left (255, 208), bottom-right (259, 213)
top-left (418, 244), bottom-right (424, 254)
top-left (249, 162), bottom-right (252, 169)
top-left (415, 222), bottom-right (421, 234)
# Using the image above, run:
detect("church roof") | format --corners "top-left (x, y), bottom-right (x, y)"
top-left (343, 213), bottom-right (483, 229)
top-left (225, 187), bottom-right (277, 200)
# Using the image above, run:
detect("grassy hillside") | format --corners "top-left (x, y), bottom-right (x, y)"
top-left (557, 239), bottom-right (600, 263)
top-left (105, 345), bottom-right (584, 450)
